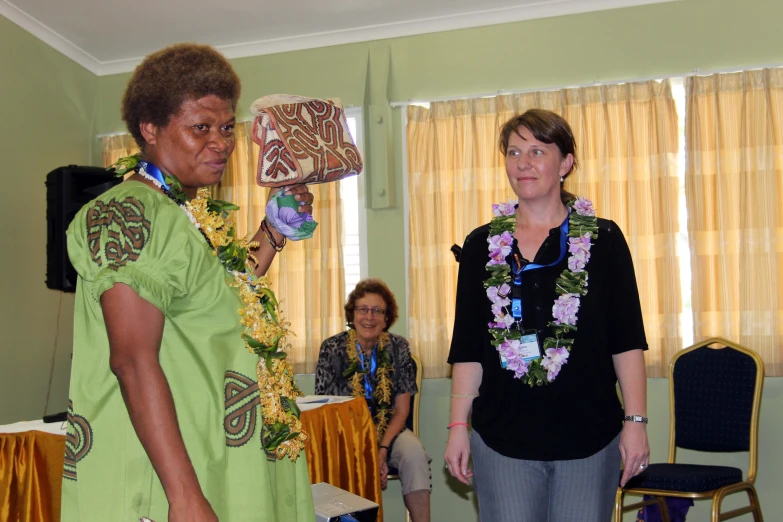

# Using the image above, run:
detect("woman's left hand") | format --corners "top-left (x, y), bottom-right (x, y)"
top-left (251, 184), bottom-right (316, 276)
top-left (619, 422), bottom-right (650, 487)
top-left (379, 459), bottom-right (389, 490)
top-left (269, 184), bottom-right (315, 215)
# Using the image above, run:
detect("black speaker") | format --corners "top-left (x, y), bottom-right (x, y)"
top-left (46, 165), bottom-right (121, 292)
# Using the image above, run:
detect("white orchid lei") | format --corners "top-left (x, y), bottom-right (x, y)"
top-left (485, 197), bottom-right (598, 386)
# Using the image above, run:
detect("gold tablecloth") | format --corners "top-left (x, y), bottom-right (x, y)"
top-left (302, 398), bottom-right (383, 521)
top-left (0, 398), bottom-right (382, 522)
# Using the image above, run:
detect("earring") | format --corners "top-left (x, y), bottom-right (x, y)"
top-left (560, 176), bottom-right (564, 183)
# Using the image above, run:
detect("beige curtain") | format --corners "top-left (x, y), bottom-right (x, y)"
top-left (562, 82), bottom-right (682, 377)
top-left (102, 134), bottom-right (139, 167)
top-left (408, 80), bottom-right (681, 378)
top-left (686, 69), bottom-right (783, 376)
top-left (102, 122), bottom-right (346, 374)
top-left (407, 99), bottom-right (519, 379)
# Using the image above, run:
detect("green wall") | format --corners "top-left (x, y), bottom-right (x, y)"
top-left (3, 0), bottom-right (783, 520)
top-left (0, 16), bottom-right (96, 425)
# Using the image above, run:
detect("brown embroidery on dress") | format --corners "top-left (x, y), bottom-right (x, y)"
top-left (224, 371), bottom-right (260, 447)
top-left (63, 400), bottom-right (94, 481)
top-left (86, 197), bottom-right (151, 270)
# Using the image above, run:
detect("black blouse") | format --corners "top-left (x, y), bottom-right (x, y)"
top-left (448, 217), bottom-right (647, 460)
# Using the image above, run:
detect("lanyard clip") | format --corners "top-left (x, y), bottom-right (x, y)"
top-left (511, 298), bottom-right (522, 319)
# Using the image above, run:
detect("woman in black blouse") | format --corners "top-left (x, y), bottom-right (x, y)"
top-left (444, 109), bottom-right (649, 522)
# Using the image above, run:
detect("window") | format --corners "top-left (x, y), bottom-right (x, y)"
top-left (404, 72), bottom-right (783, 376)
top-left (340, 111), bottom-right (368, 297)
top-left (671, 78), bottom-right (694, 348)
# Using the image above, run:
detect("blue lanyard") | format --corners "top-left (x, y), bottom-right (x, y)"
top-left (356, 344), bottom-right (378, 400)
top-left (138, 160), bottom-right (170, 191)
top-left (510, 213), bottom-right (570, 320)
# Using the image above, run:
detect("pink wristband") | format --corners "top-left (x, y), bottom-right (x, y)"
top-left (447, 422), bottom-right (469, 429)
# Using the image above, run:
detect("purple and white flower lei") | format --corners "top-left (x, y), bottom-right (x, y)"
top-left (486, 197), bottom-right (596, 383)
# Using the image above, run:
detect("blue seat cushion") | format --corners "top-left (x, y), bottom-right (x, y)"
top-left (625, 463), bottom-right (743, 493)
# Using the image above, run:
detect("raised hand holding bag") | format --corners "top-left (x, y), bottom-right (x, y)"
top-left (250, 95), bottom-right (363, 240)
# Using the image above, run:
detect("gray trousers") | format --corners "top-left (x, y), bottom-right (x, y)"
top-left (470, 430), bottom-right (621, 522)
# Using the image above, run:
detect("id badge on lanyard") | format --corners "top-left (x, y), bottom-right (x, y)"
top-left (498, 330), bottom-right (543, 368)
top-left (502, 259), bottom-right (543, 365)
top-left (501, 215), bottom-right (570, 367)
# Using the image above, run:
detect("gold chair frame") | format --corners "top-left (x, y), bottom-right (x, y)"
top-left (387, 351), bottom-right (423, 481)
top-left (386, 352), bottom-right (423, 522)
top-left (614, 337), bottom-right (765, 522)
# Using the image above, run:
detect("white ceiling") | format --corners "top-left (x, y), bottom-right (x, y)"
top-left (2, 0), bottom-right (674, 76)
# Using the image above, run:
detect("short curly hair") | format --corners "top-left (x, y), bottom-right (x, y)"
top-left (345, 278), bottom-right (399, 331)
top-left (121, 43), bottom-right (241, 150)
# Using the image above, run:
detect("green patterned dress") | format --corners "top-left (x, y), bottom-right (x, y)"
top-left (61, 181), bottom-right (314, 521)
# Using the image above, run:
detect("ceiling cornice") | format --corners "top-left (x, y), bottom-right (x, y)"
top-left (1, 0), bottom-right (102, 73)
top-left (3, 0), bottom-right (677, 76)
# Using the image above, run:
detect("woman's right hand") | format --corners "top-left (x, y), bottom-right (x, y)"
top-left (444, 426), bottom-right (473, 485)
top-left (168, 494), bottom-right (218, 522)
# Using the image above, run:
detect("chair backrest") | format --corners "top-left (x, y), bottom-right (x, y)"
top-left (668, 337), bottom-right (764, 480)
top-left (386, 352), bottom-right (423, 480)
top-left (408, 353), bottom-right (422, 436)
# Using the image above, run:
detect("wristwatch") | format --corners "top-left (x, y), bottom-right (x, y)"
top-left (624, 414), bottom-right (648, 424)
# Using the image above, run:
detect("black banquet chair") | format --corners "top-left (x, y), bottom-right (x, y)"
top-left (614, 337), bottom-right (765, 522)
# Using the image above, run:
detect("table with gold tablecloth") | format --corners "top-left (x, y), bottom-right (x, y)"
top-left (0, 397), bottom-right (382, 522)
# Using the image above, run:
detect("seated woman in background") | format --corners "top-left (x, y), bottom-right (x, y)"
top-left (315, 278), bottom-right (432, 522)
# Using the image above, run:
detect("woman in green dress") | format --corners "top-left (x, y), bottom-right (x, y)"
top-left (62, 43), bottom-right (315, 522)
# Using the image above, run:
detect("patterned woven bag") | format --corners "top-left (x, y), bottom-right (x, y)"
top-left (250, 95), bottom-right (363, 187)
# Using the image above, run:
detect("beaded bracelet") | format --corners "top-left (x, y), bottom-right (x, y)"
top-left (260, 219), bottom-right (286, 252)
top-left (447, 422), bottom-right (469, 429)
top-left (266, 219), bottom-right (286, 251)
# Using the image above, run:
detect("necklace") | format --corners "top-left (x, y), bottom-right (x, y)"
top-left (344, 329), bottom-right (394, 441)
top-left (485, 197), bottom-right (598, 386)
top-left (114, 154), bottom-right (306, 461)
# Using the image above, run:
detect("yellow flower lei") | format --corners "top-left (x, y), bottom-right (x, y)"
top-left (114, 154), bottom-right (307, 462)
top-left (187, 191), bottom-right (306, 460)
top-left (346, 329), bottom-right (394, 441)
